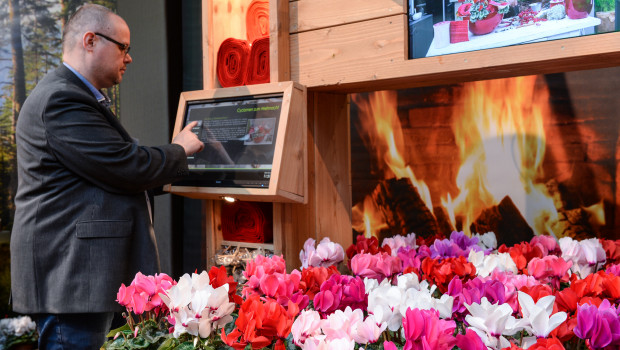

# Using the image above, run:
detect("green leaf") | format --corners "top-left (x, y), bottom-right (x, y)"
top-left (127, 336), bottom-right (151, 349)
top-left (172, 341), bottom-right (196, 350)
top-left (101, 337), bottom-right (131, 350)
top-left (107, 324), bottom-right (132, 338)
top-left (156, 337), bottom-right (180, 350)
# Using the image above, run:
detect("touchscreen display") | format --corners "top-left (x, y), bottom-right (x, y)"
top-left (174, 94), bottom-right (283, 188)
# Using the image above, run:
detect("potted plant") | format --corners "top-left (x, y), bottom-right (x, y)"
top-left (0, 316), bottom-right (38, 350)
top-left (458, 0), bottom-right (511, 35)
top-left (595, 0), bottom-right (615, 32)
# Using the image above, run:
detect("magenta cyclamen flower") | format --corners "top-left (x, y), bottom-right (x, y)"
top-left (350, 252), bottom-right (402, 283)
top-left (455, 328), bottom-right (486, 350)
top-left (448, 277), bottom-right (506, 321)
top-left (606, 263), bottom-right (620, 276)
top-left (402, 308), bottom-right (457, 350)
top-left (430, 231), bottom-right (483, 259)
top-left (313, 274), bottom-right (367, 315)
top-left (574, 300), bottom-right (620, 349)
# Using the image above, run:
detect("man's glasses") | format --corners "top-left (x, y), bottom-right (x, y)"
top-left (95, 32), bottom-right (131, 55)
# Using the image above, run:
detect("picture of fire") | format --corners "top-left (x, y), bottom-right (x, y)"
top-left (350, 67), bottom-right (620, 246)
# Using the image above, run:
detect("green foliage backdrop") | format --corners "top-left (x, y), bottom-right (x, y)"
top-left (0, 0), bottom-right (117, 317)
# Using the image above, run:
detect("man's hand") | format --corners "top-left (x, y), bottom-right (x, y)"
top-left (173, 121), bottom-right (205, 155)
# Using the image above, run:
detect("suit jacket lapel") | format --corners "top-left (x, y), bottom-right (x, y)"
top-left (56, 65), bottom-right (134, 143)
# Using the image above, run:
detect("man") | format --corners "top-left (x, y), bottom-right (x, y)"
top-left (10, 4), bottom-right (204, 349)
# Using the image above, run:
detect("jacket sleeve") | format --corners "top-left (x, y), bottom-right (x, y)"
top-left (43, 88), bottom-right (189, 194)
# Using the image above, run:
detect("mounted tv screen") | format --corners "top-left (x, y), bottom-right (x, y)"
top-left (173, 93), bottom-right (283, 188)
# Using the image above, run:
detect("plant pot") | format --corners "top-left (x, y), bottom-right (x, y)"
top-left (596, 11), bottom-right (615, 32)
top-left (469, 12), bottom-right (503, 35)
top-left (565, 0), bottom-right (593, 19)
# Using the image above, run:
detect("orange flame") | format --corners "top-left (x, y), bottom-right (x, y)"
top-left (446, 76), bottom-right (558, 236)
top-left (351, 91), bottom-right (434, 237)
top-left (352, 76), bottom-right (604, 240)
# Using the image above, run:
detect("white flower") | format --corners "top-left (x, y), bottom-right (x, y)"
top-left (560, 237), bottom-right (606, 277)
top-left (320, 307), bottom-right (363, 342)
top-left (472, 231), bottom-right (498, 250)
top-left (400, 281), bottom-right (454, 319)
top-left (351, 313), bottom-right (386, 344)
top-left (465, 297), bottom-right (528, 340)
top-left (396, 272), bottom-right (421, 290)
top-left (469, 250), bottom-right (517, 277)
top-left (517, 291), bottom-right (567, 338)
top-left (367, 282), bottom-right (405, 331)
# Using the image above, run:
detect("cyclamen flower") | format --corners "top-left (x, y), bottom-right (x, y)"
top-left (382, 232), bottom-right (417, 255)
top-left (464, 297), bottom-right (528, 350)
top-left (468, 250), bottom-right (517, 277)
top-left (400, 280), bottom-right (454, 319)
top-left (517, 291), bottom-right (567, 347)
top-left (606, 263), bottom-right (620, 276)
top-left (221, 296), bottom-right (299, 350)
top-left (455, 328), bottom-right (487, 350)
top-left (350, 251), bottom-right (402, 283)
top-left (530, 235), bottom-right (561, 256)
top-left (560, 237), bottom-right (606, 277)
top-left (291, 309), bottom-right (322, 346)
top-left (313, 274), bottom-right (367, 315)
top-left (472, 231), bottom-right (498, 251)
top-left (117, 272), bottom-right (175, 315)
top-left (526, 255), bottom-right (572, 290)
top-left (448, 277), bottom-right (506, 320)
top-left (299, 237), bottom-right (345, 269)
top-left (574, 299), bottom-right (620, 349)
top-left (367, 279), bottom-right (406, 331)
top-left (161, 271), bottom-right (236, 339)
top-left (402, 308), bottom-right (457, 350)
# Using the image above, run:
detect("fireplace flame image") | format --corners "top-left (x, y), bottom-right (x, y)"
top-left (351, 75), bottom-right (607, 243)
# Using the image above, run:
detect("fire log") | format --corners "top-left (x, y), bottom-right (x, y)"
top-left (470, 196), bottom-right (534, 247)
top-left (371, 177), bottom-right (440, 241)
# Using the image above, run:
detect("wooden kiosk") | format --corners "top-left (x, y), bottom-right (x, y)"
top-left (199, 0), bottom-right (620, 270)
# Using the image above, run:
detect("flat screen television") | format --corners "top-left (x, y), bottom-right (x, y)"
top-left (165, 81), bottom-right (307, 203)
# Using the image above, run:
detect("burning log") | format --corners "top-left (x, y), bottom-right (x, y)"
top-left (434, 206), bottom-right (455, 235)
top-left (470, 196), bottom-right (534, 247)
top-left (547, 179), bottom-right (595, 240)
top-left (551, 209), bottom-right (595, 240)
top-left (371, 178), bottom-right (440, 241)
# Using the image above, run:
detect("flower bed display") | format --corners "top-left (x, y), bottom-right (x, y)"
top-left (102, 233), bottom-right (620, 350)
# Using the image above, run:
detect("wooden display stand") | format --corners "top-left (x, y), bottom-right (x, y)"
top-left (202, 0), bottom-right (620, 270)
top-left (165, 81), bottom-right (307, 203)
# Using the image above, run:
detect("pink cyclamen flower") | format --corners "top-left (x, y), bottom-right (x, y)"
top-left (291, 309), bottom-right (322, 346)
top-left (455, 328), bottom-right (487, 350)
top-left (384, 341), bottom-right (399, 350)
top-left (300, 237), bottom-right (345, 269)
top-left (402, 308), bottom-right (457, 350)
top-left (313, 274), bottom-right (367, 315)
top-left (350, 252), bottom-right (402, 283)
top-left (527, 255), bottom-right (572, 290)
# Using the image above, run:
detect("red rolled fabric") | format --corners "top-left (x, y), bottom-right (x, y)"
top-left (216, 38), bottom-right (250, 87)
top-left (246, 0), bottom-right (269, 44)
top-left (245, 37), bottom-right (270, 85)
top-left (450, 20), bottom-right (469, 44)
top-left (221, 201), bottom-right (273, 243)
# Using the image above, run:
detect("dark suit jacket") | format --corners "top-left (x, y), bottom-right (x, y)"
top-left (10, 65), bottom-right (189, 313)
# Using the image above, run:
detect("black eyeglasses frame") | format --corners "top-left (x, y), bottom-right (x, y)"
top-left (94, 32), bottom-right (131, 55)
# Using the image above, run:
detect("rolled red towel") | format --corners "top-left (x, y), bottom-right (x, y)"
top-left (216, 38), bottom-right (250, 87)
top-left (246, 0), bottom-right (269, 44)
top-left (246, 37), bottom-right (270, 85)
top-left (221, 201), bottom-right (273, 243)
top-left (450, 20), bottom-right (469, 44)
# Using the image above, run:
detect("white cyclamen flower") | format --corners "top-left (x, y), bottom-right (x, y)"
top-left (517, 291), bottom-right (567, 344)
top-left (367, 282), bottom-right (405, 332)
top-left (465, 297), bottom-right (528, 340)
top-left (469, 250), bottom-right (517, 277)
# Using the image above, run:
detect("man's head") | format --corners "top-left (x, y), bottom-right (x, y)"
top-left (62, 4), bottom-right (132, 89)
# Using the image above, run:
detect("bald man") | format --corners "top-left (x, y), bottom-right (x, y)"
top-left (10, 4), bottom-right (203, 349)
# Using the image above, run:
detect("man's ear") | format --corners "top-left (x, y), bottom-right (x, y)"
top-left (83, 32), bottom-right (96, 51)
